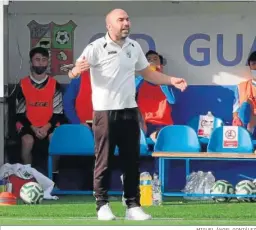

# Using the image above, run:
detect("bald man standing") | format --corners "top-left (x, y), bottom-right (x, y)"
top-left (69, 9), bottom-right (187, 221)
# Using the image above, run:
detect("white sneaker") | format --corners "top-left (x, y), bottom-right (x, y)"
top-left (97, 204), bottom-right (116, 221)
top-left (125, 207), bottom-right (152, 220)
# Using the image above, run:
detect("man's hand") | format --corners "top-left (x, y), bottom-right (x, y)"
top-left (38, 123), bottom-right (52, 139)
top-left (31, 125), bottom-right (44, 139)
top-left (31, 123), bottom-right (51, 139)
top-left (70, 57), bottom-right (90, 78)
top-left (170, 77), bottom-right (187, 92)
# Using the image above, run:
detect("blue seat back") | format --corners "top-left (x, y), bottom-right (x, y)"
top-left (49, 124), bottom-right (94, 155)
top-left (187, 115), bottom-right (223, 135)
top-left (154, 125), bottom-right (201, 152)
top-left (207, 126), bottom-right (253, 153)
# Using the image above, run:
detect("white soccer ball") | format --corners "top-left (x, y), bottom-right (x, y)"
top-left (55, 30), bottom-right (70, 45)
top-left (20, 182), bottom-right (44, 204)
top-left (235, 180), bottom-right (256, 202)
top-left (210, 180), bottom-right (234, 202)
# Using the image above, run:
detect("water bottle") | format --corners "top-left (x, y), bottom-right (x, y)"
top-left (152, 173), bottom-right (162, 206)
top-left (185, 171), bottom-right (197, 191)
top-left (203, 171), bottom-right (215, 199)
top-left (120, 175), bottom-right (126, 206)
top-left (204, 111), bottom-right (214, 137)
top-left (196, 171), bottom-right (215, 200)
top-left (184, 171), bottom-right (201, 200)
top-left (206, 111), bottom-right (213, 118)
top-left (183, 171), bottom-right (197, 200)
top-left (140, 172), bottom-right (153, 206)
top-left (194, 171), bottom-right (205, 195)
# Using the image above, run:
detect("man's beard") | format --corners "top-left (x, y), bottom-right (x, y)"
top-left (120, 29), bottom-right (130, 39)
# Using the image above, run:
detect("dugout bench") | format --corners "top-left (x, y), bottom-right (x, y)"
top-left (152, 152), bottom-right (256, 199)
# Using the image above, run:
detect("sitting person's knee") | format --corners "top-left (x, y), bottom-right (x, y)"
top-left (21, 134), bottom-right (34, 147)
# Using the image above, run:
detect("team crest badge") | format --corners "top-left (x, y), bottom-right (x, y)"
top-left (27, 20), bottom-right (77, 75)
top-left (126, 51), bottom-right (131, 58)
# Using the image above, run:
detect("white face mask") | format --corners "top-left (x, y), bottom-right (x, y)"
top-left (251, 70), bottom-right (256, 78)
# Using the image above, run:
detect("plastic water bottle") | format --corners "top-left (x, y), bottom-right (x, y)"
top-left (203, 171), bottom-right (215, 199)
top-left (196, 171), bottom-right (215, 200)
top-left (204, 111), bottom-right (214, 137)
top-left (152, 173), bottom-right (162, 206)
top-left (185, 171), bottom-right (197, 190)
top-left (184, 171), bottom-right (205, 200)
top-left (183, 171), bottom-right (197, 199)
top-left (140, 172), bottom-right (153, 206)
top-left (207, 111), bottom-right (213, 118)
top-left (194, 171), bottom-right (205, 194)
top-left (120, 175), bottom-right (126, 206)
top-left (206, 111), bottom-right (214, 127)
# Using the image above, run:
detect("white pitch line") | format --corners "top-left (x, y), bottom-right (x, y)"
top-left (0, 217), bottom-right (183, 221)
top-left (1, 217), bottom-right (256, 223)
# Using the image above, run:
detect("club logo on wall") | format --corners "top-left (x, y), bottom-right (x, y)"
top-left (27, 20), bottom-right (77, 75)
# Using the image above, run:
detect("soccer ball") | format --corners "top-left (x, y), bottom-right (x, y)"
top-left (55, 30), bottom-right (70, 45)
top-left (20, 182), bottom-right (44, 204)
top-left (210, 180), bottom-right (234, 202)
top-left (235, 180), bottom-right (256, 202)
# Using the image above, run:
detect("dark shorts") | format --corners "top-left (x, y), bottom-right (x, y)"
top-left (18, 126), bottom-right (55, 140)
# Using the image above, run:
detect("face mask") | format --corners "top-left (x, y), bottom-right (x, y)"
top-left (32, 66), bottom-right (47, 75)
top-left (149, 64), bottom-right (157, 71)
top-left (149, 62), bottom-right (162, 72)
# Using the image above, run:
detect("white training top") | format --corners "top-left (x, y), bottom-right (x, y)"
top-left (77, 33), bottom-right (149, 111)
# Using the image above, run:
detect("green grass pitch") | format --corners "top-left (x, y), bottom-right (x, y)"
top-left (1, 196), bottom-right (256, 226)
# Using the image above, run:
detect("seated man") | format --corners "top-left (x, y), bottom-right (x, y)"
top-left (15, 47), bottom-right (63, 166)
top-left (233, 51), bottom-right (256, 136)
top-left (63, 71), bottom-right (93, 127)
top-left (136, 50), bottom-right (175, 142)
